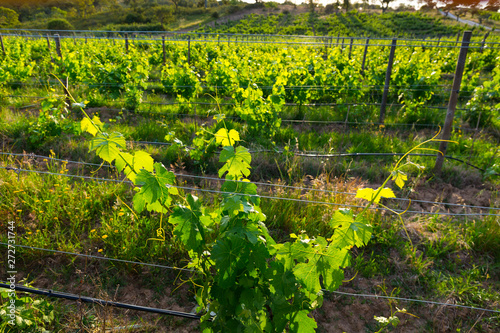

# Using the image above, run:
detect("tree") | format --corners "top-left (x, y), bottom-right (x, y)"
top-left (0, 7), bottom-right (19, 28)
top-left (343, 0), bottom-right (350, 12)
top-left (484, 0), bottom-right (500, 12)
top-left (76, 0), bottom-right (95, 18)
top-left (379, 0), bottom-right (394, 13)
top-left (47, 18), bottom-right (74, 30)
top-left (419, 0), bottom-right (437, 10)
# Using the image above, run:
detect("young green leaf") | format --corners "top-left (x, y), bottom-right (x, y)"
top-left (355, 187), bottom-right (395, 204)
top-left (89, 132), bottom-right (126, 163)
top-left (391, 170), bottom-right (408, 189)
top-left (219, 146), bottom-right (251, 179)
top-left (215, 128), bottom-right (240, 147)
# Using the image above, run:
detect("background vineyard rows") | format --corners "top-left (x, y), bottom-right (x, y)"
top-left (0, 28), bottom-right (499, 332)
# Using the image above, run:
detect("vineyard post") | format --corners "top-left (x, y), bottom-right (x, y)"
top-left (336, 33), bottom-right (340, 45)
top-left (379, 38), bottom-right (397, 124)
top-left (125, 33), bottom-right (129, 53)
top-left (437, 36), bottom-right (441, 46)
top-left (0, 34), bottom-right (5, 55)
top-left (228, 36), bottom-right (230, 46)
top-left (64, 76), bottom-right (71, 110)
top-left (162, 35), bottom-right (166, 66)
top-left (54, 34), bottom-right (62, 59)
top-left (361, 38), bottom-right (369, 76)
top-left (455, 31), bottom-right (460, 45)
top-left (46, 35), bottom-right (54, 62)
top-left (348, 38), bottom-right (353, 59)
top-left (187, 36), bottom-right (191, 65)
top-left (480, 32), bottom-right (489, 52)
top-left (434, 31), bottom-right (472, 174)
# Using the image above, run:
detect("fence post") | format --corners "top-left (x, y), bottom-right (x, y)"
top-left (0, 34), bottom-right (5, 55)
top-left (187, 36), bottom-right (191, 65)
top-left (64, 76), bottom-right (71, 109)
top-left (54, 34), bottom-right (62, 58)
top-left (480, 32), bottom-right (489, 52)
top-left (379, 38), bottom-right (397, 124)
top-left (125, 33), bottom-right (129, 53)
top-left (434, 31), bottom-right (472, 174)
top-left (348, 38), bottom-right (353, 59)
top-left (45, 35), bottom-right (54, 62)
top-left (361, 38), bottom-right (369, 76)
top-left (455, 31), bottom-right (460, 45)
top-left (162, 35), bottom-right (166, 66)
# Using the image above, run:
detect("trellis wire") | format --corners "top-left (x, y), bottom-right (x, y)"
top-left (2, 151), bottom-right (498, 211)
top-left (1, 166), bottom-right (498, 217)
top-left (0, 242), bottom-right (194, 273)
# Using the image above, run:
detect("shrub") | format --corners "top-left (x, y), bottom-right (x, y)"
top-left (47, 18), bottom-right (74, 30)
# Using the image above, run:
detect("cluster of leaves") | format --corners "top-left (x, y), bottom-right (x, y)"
top-left (0, 288), bottom-right (55, 332)
top-left (465, 65), bottom-right (500, 129)
top-left (27, 94), bottom-right (79, 147)
top-left (80, 108), bottom-right (388, 332)
top-left (198, 11), bottom-right (463, 38)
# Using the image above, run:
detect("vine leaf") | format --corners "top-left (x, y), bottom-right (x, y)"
top-left (115, 151), bottom-right (154, 183)
top-left (219, 146), bottom-right (251, 179)
top-left (81, 115), bottom-right (103, 136)
top-left (355, 187), bottom-right (395, 204)
top-left (215, 128), bottom-right (240, 147)
top-left (391, 170), bottom-right (408, 189)
top-left (329, 209), bottom-right (373, 248)
top-left (89, 132), bottom-right (126, 163)
top-left (211, 235), bottom-right (248, 288)
top-left (287, 310), bottom-right (317, 333)
top-left (135, 162), bottom-right (175, 204)
top-left (169, 194), bottom-right (205, 251)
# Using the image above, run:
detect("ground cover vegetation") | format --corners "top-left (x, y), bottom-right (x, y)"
top-left (0, 2), bottom-right (499, 332)
top-left (0, 0), bottom-right (494, 37)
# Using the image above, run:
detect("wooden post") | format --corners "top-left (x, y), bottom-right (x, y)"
top-left (187, 36), bottom-right (191, 65)
top-left (0, 34), bottom-right (5, 55)
top-left (45, 35), bottom-right (54, 62)
top-left (162, 35), bottom-right (166, 66)
top-left (64, 76), bottom-right (71, 109)
top-left (125, 33), bottom-right (129, 53)
top-left (379, 38), bottom-right (397, 124)
top-left (456, 31), bottom-right (460, 45)
top-left (480, 32), bottom-right (489, 52)
top-left (54, 34), bottom-right (62, 58)
top-left (434, 31), bottom-right (472, 174)
top-left (348, 38), bottom-right (353, 60)
top-left (228, 36), bottom-right (230, 46)
top-left (361, 38), bottom-right (369, 76)
top-left (336, 33), bottom-right (340, 45)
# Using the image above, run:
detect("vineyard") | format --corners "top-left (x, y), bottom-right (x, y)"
top-left (0, 29), bottom-right (499, 332)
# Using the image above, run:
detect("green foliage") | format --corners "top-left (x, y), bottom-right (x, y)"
top-left (0, 7), bottom-right (19, 28)
top-left (79, 110), bottom-right (378, 331)
top-left (27, 94), bottom-right (79, 148)
top-left (0, 288), bottom-right (55, 332)
top-left (47, 18), bottom-right (74, 30)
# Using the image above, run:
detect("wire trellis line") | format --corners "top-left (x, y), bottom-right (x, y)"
top-left (1, 166), bottom-right (498, 217)
top-left (326, 290), bottom-right (500, 314)
top-left (0, 242), bottom-right (195, 273)
top-left (2, 151), bottom-right (498, 212)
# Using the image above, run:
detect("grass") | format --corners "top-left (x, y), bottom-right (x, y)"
top-left (0, 33), bottom-right (499, 333)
